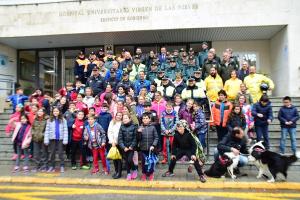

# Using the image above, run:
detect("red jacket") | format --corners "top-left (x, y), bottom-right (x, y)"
top-left (75, 101), bottom-right (88, 116)
top-left (72, 118), bottom-right (85, 141)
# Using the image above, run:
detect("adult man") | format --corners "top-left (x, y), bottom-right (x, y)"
top-left (215, 127), bottom-right (249, 170)
top-left (198, 42), bottom-right (209, 67)
top-left (74, 51), bottom-right (89, 84)
top-left (154, 70), bottom-right (165, 87)
top-left (105, 60), bottom-right (123, 81)
top-left (146, 62), bottom-right (159, 83)
top-left (116, 71), bottom-right (134, 92)
top-left (220, 51), bottom-right (239, 83)
top-left (86, 52), bottom-right (100, 79)
top-left (129, 55), bottom-right (146, 82)
top-left (244, 66), bottom-right (275, 103)
top-left (204, 67), bottom-right (224, 102)
top-left (166, 58), bottom-right (181, 81)
top-left (184, 55), bottom-right (199, 79)
top-left (157, 76), bottom-right (176, 101)
top-left (202, 51), bottom-right (220, 80)
top-left (181, 76), bottom-right (206, 104)
top-left (134, 71), bottom-right (151, 96)
top-left (158, 46), bottom-right (167, 65)
top-left (238, 61), bottom-right (249, 81)
top-left (120, 51), bottom-right (133, 70)
top-left (104, 50), bottom-right (115, 69)
top-left (86, 67), bottom-right (105, 96)
top-left (135, 47), bottom-right (146, 64)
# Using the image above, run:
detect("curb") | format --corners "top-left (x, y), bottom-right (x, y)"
top-left (0, 176), bottom-right (300, 190)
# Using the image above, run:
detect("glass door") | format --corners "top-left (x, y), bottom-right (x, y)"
top-left (62, 49), bottom-right (82, 85)
top-left (39, 51), bottom-right (58, 96)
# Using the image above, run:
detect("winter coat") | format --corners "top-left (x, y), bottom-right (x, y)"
top-left (6, 94), bottom-right (28, 111)
top-left (32, 116), bottom-right (49, 143)
top-left (211, 100), bottom-right (233, 127)
top-left (244, 73), bottom-right (275, 103)
top-left (172, 130), bottom-right (196, 155)
top-left (83, 96), bottom-right (95, 108)
top-left (84, 122), bottom-right (106, 149)
top-left (72, 118), bottom-right (85, 141)
top-left (252, 101), bottom-right (273, 126)
top-left (217, 133), bottom-right (248, 155)
top-left (137, 124), bottom-right (159, 151)
top-left (278, 105), bottom-right (299, 128)
top-left (44, 118), bottom-right (68, 145)
top-left (201, 59), bottom-right (220, 79)
top-left (161, 110), bottom-right (179, 135)
top-left (151, 99), bottom-right (167, 119)
top-left (86, 75), bottom-right (105, 96)
top-left (220, 60), bottom-right (239, 83)
top-left (107, 121), bottom-right (122, 144)
top-left (194, 108), bottom-right (208, 135)
top-left (118, 122), bottom-right (137, 150)
top-left (12, 122), bottom-right (32, 149)
top-left (157, 84), bottom-right (176, 101)
top-left (226, 114), bottom-right (246, 132)
top-left (181, 85), bottom-right (206, 102)
top-left (134, 79), bottom-right (151, 96)
top-left (97, 112), bottom-right (113, 132)
top-left (173, 80), bottom-right (186, 95)
top-left (179, 107), bottom-right (194, 125)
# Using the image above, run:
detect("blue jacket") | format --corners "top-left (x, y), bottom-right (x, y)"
top-left (278, 105), bottom-right (299, 128)
top-left (97, 112), bottom-right (112, 133)
top-left (134, 79), bottom-right (151, 96)
top-left (7, 94), bottom-right (28, 111)
top-left (194, 108), bottom-right (208, 135)
top-left (252, 102), bottom-right (273, 126)
top-left (161, 110), bottom-right (179, 135)
top-left (105, 69), bottom-right (123, 82)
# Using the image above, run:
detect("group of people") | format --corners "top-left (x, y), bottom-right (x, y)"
top-left (5, 43), bottom-right (298, 182)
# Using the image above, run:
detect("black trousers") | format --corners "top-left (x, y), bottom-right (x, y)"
top-left (122, 150), bottom-right (135, 174)
top-left (216, 126), bottom-right (228, 142)
top-left (70, 140), bottom-right (87, 166)
top-left (168, 149), bottom-right (204, 176)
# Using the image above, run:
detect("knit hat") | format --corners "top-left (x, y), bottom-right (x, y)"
top-left (176, 120), bottom-right (191, 132)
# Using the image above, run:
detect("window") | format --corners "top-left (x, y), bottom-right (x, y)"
top-left (233, 51), bottom-right (259, 70)
top-left (19, 51), bottom-right (36, 95)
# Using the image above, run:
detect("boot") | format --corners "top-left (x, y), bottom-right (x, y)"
top-left (114, 159), bottom-right (122, 179)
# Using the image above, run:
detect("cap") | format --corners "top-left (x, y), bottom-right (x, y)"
top-left (92, 66), bottom-right (99, 71)
top-left (143, 101), bottom-right (152, 107)
top-left (78, 51), bottom-right (84, 55)
top-left (194, 68), bottom-right (202, 73)
top-left (173, 49), bottom-right (179, 53)
top-left (180, 48), bottom-right (185, 52)
top-left (99, 48), bottom-right (104, 52)
top-left (202, 41), bottom-right (208, 46)
top-left (188, 76), bottom-right (195, 81)
top-left (122, 48), bottom-right (126, 52)
top-left (107, 50), bottom-right (113, 55)
top-left (170, 58), bottom-right (176, 62)
top-left (151, 61), bottom-right (158, 66)
top-left (162, 76), bottom-right (169, 80)
top-left (189, 48), bottom-right (194, 52)
top-left (90, 51), bottom-right (95, 55)
top-left (122, 71), bottom-right (129, 76)
top-left (158, 69), bottom-right (165, 73)
top-left (134, 55), bottom-right (140, 59)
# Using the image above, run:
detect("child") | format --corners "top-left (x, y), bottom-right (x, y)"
top-left (75, 93), bottom-right (89, 116)
top-left (93, 96), bottom-right (102, 116)
top-left (252, 95), bottom-right (273, 149)
top-left (193, 101), bottom-right (208, 149)
top-left (31, 108), bottom-right (49, 172)
top-left (84, 114), bottom-right (108, 174)
top-left (227, 104), bottom-right (246, 132)
top-left (160, 102), bottom-right (179, 164)
top-left (118, 113), bottom-right (138, 180)
top-left (6, 88), bottom-right (29, 113)
top-left (107, 112), bottom-right (123, 179)
top-left (44, 107), bottom-right (68, 173)
top-left (75, 80), bottom-right (85, 95)
top-left (138, 113), bottom-right (159, 181)
top-left (211, 90), bottom-right (233, 142)
top-left (83, 87), bottom-right (95, 108)
top-left (97, 103), bottom-right (113, 134)
top-left (71, 111), bottom-right (89, 170)
top-left (5, 104), bottom-right (24, 160)
top-left (116, 85), bottom-right (127, 102)
top-left (12, 114), bottom-right (32, 173)
top-left (64, 101), bottom-right (77, 159)
top-left (278, 96), bottom-right (299, 154)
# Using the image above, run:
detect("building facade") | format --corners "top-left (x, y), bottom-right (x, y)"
top-left (0, 0), bottom-right (299, 96)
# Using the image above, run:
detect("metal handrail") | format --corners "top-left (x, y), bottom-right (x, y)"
top-left (0, 74), bottom-right (15, 95)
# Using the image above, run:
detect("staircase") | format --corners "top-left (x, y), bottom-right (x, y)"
top-left (0, 97), bottom-right (299, 170)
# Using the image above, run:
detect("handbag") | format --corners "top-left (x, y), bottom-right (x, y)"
top-left (107, 146), bottom-right (122, 160)
top-left (145, 150), bottom-right (159, 173)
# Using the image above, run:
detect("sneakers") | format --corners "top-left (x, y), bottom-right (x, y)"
top-left (11, 154), bottom-right (18, 160)
top-left (80, 165), bottom-right (90, 170)
top-left (60, 166), bottom-right (65, 173)
top-left (131, 170), bottom-right (138, 179)
top-left (12, 166), bottom-right (19, 173)
top-left (162, 171), bottom-right (174, 177)
top-left (199, 175), bottom-right (207, 183)
top-left (47, 167), bottom-right (55, 173)
top-left (23, 166), bottom-right (29, 173)
top-left (72, 166), bottom-right (77, 170)
top-left (91, 168), bottom-right (99, 174)
top-left (141, 173), bottom-right (147, 181)
top-left (126, 174), bottom-right (132, 181)
top-left (161, 159), bottom-right (167, 164)
top-left (149, 173), bottom-right (154, 181)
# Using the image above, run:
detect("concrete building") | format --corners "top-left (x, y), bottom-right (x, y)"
top-left (0, 0), bottom-right (299, 97)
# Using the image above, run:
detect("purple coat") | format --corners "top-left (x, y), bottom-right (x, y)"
top-left (179, 107), bottom-right (194, 125)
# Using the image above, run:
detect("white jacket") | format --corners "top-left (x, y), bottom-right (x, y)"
top-left (107, 121), bottom-right (122, 144)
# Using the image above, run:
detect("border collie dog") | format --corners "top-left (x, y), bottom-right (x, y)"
top-left (248, 141), bottom-right (298, 182)
top-left (205, 152), bottom-right (240, 179)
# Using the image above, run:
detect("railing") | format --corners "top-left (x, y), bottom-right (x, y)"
top-left (0, 74), bottom-right (16, 96)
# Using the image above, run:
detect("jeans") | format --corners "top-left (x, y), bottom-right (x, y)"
top-left (49, 140), bottom-right (65, 168)
top-left (214, 148), bottom-right (248, 167)
top-left (33, 141), bottom-right (48, 169)
top-left (255, 125), bottom-right (269, 149)
top-left (280, 127), bottom-right (297, 154)
top-left (198, 133), bottom-right (207, 148)
top-left (16, 145), bottom-right (29, 167)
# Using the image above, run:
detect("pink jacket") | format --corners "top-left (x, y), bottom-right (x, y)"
top-left (151, 99), bottom-right (167, 119)
top-left (12, 122), bottom-right (32, 149)
top-left (5, 112), bottom-right (21, 136)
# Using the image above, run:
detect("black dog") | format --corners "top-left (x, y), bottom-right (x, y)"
top-left (250, 141), bottom-right (298, 182)
top-left (204, 154), bottom-right (233, 178)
